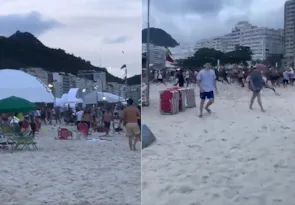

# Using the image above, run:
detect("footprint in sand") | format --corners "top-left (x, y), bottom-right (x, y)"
top-left (201, 176), bottom-right (209, 183)
top-left (176, 185), bottom-right (195, 194)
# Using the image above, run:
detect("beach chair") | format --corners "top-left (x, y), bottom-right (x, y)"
top-left (21, 120), bottom-right (30, 132)
top-left (57, 127), bottom-right (73, 140)
top-left (10, 123), bottom-right (38, 151)
top-left (77, 123), bottom-right (91, 138)
top-left (0, 124), bottom-right (15, 151)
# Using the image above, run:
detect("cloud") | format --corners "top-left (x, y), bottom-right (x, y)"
top-left (143, 0), bottom-right (285, 43)
top-left (0, 11), bottom-right (61, 36)
top-left (103, 36), bottom-right (131, 44)
top-left (0, 0), bottom-right (141, 77)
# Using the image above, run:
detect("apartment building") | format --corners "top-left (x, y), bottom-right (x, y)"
top-left (77, 70), bottom-right (107, 91)
top-left (195, 21), bottom-right (284, 60)
top-left (284, 0), bottom-right (295, 66)
top-left (52, 72), bottom-right (64, 97)
top-left (142, 43), bottom-right (166, 69)
top-left (168, 44), bottom-right (194, 60)
top-left (126, 84), bottom-right (141, 102)
top-left (52, 72), bottom-right (97, 97)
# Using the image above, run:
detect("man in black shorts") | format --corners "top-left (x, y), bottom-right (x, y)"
top-left (249, 65), bottom-right (266, 112)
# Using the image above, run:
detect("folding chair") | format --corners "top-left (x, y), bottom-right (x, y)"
top-left (77, 123), bottom-right (91, 138)
top-left (57, 128), bottom-right (73, 140)
top-left (21, 120), bottom-right (29, 132)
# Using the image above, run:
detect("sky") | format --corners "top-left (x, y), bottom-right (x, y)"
top-left (0, 0), bottom-right (141, 78)
top-left (142, 0), bottom-right (287, 44)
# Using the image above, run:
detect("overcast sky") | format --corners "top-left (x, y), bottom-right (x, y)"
top-left (0, 0), bottom-right (141, 78)
top-left (143, 0), bottom-right (286, 44)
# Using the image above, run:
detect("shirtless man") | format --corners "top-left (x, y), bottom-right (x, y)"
top-left (122, 98), bottom-right (141, 151)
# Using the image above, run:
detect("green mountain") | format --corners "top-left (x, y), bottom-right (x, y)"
top-left (142, 27), bottom-right (179, 47)
top-left (0, 31), bottom-right (140, 85)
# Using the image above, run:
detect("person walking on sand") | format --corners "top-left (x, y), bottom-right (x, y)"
top-left (174, 69), bottom-right (185, 87)
top-left (249, 64), bottom-right (266, 112)
top-left (185, 69), bottom-right (190, 87)
top-left (122, 98), bottom-right (141, 151)
top-left (103, 109), bottom-right (112, 136)
top-left (197, 63), bottom-right (218, 118)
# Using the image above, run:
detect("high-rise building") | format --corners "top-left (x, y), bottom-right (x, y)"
top-left (77, 70), bottom-right (107, 91)
top-left (142, 43), bottom-right (166, 69)
top-left (284, 0), bottom-right (295, 66)
top-left (195, 21), bottom-right (284, 61)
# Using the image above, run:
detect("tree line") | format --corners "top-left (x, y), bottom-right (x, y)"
top-left (176, 46), bottom-right (283, 68)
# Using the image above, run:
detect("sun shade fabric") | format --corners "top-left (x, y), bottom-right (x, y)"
top-left (0, 69), bottom-right (54, 103)
top-left (0, 96), bottom-right (36, 113)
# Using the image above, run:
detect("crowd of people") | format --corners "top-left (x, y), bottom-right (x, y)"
top-left (0, 98), bottom-right (142, 151)
top-left (152, 64), bottom-right (295, 88)
top-left (151, 63), bottom-right (292, 117)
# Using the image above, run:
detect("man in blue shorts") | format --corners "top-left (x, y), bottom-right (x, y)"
top-left (197, 63), bottom-right (218, 118)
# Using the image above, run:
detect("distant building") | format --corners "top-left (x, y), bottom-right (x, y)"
top-left (126, 84), bottom-right (141, 103)
top-left (194, 21), bottom-right (284, 61)
top-left (142, 43), bottom-right (166, 69)
top-left (284, 0), bottom-right (295, 66)
top-left (168, 44), bottom-right (194, 60)
top-left (77, 70), bottom-right (107, 91)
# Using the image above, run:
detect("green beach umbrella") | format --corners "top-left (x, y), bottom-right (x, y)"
top-left (0, 96), bottom-right (36, 113)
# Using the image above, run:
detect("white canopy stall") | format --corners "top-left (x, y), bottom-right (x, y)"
top-left (0, 69), bottom-right (54, 102)
top-left (83, 91), bottom-right (125, 105)
top-left (67, 88), bottom-right (83, 103)
top-left (58, 89), bottom-right (83, 108)
top-left (54, 98), bottom-right (65, 107)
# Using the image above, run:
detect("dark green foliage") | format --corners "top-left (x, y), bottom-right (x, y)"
top-left (176, 46), bottom-right (253, 67)
top-left (0, 31), bottom-right (140, 85)
top-left (142, 28), bottom-right (179, 47)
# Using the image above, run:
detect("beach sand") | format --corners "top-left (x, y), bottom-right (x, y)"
top-left (0, 126), bottom-right (141, 205)
top-left (142, 83), bottom-right (295, 205)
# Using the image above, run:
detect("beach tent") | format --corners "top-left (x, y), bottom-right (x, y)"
top-left (54, 98), bottom-right (65, 107)
top-left (67, 88), bottom-right (83, 103)
top-left (0, 69), bottom-right (54, 103)
top-left (83, 91), bottom-right (125, 104)
top-left (0, 96), bottom-right (36, 113)
top-left (61, 94), bottom-right (68, 102)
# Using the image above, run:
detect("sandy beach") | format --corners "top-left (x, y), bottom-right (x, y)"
top-left (0, 126), bottom-right (141, 205)
top-left (142, 83), bottom-right (295, 205)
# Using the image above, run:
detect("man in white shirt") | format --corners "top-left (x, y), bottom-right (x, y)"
top-left (76, 109), bottom-right (84, 128)
top-left (197, 63), bottom-right (217, 118)
top-left (185, 70), bottom-right (190, 87)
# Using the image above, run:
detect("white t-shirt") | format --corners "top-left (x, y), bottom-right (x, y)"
top-left (36, 110), bottom-right (41, 117)
top-left (158, 72), bottom-right (162, 79)
top-left (197, 69), bottom-right (216, 92)
top-left (76, 110), bottom-right (84, 121)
